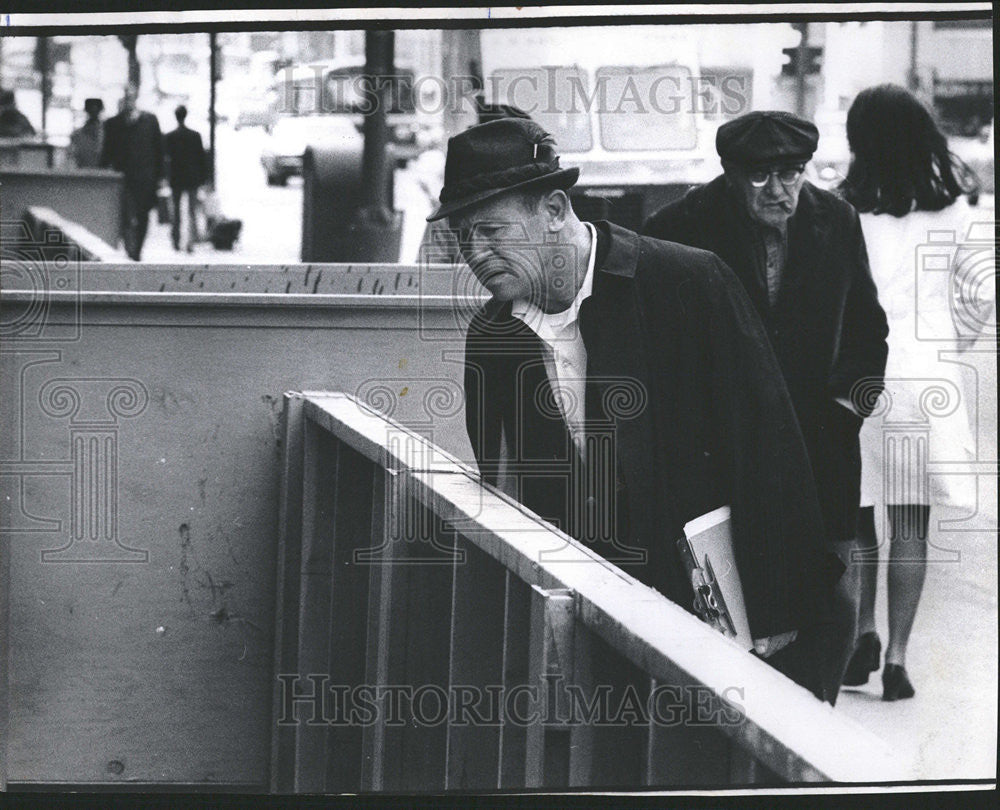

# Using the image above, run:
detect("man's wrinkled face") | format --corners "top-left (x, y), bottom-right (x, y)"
top-left (449, 192), bottom-right (547, 304)
top-left (726, 162), bottom-right (807, 229)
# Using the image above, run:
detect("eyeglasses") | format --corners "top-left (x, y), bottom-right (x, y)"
top-left (746, 166), bottom-right (805, 188)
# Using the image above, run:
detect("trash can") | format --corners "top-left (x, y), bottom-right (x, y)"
top-left (301, 142), bottom-right (403, 263)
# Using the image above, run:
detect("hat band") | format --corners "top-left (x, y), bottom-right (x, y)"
top-left (439, 157), bottom-right (562, 204)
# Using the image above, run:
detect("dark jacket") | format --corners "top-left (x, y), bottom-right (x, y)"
top-left (464, 221), bottom-right (834, 642)
top-left (643, 177), bottom-right (889, 545)
top-left (164, 124), bottom-right (206, 190)
top-left (0, 108), bottom-right (36, 138)
top-left (99, 111), bottom-right (163, 210)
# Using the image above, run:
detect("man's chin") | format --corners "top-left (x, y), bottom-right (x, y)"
top-left (471, 268), bottom-right (517, 299)
top-left (753, 208), bottom-right (793, 227)
top-left (484, 283), bottom-right (517, 302)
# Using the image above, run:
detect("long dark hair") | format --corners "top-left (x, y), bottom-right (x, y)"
top-left (841, 84), bottom-right (978, 217)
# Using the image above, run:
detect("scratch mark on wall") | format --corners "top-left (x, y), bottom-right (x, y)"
top-left (179, 523), bottom-right (193, 606)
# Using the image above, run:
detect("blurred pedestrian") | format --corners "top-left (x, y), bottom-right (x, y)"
top-left (0, 89), bottom-right (36, 138)
top-left (839, 84), bottom-right (987, 701)
top-left (69, 98), bottom-right (104, 168)
top-left (99, 83), bottom-right (164, 261)
top-left (643, 111), bottom-right (890, 705)
top-left (164, 105), bottom-right (207, 252)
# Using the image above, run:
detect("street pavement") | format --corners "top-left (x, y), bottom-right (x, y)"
top-left (136, 124), bottom-right (997, 781)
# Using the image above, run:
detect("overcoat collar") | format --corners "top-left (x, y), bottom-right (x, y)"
top-left (711, 175), bottom-right (833, 315)
top-left (580, 221), bottom-right (662, 502)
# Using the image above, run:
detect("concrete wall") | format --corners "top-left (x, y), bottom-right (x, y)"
top-left (0, 263), bottom-right (476, 786)
top-left (0, 168), bottom-right (123, 247)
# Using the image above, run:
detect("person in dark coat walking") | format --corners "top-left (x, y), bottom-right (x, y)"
top-left (0, 89), bottom-right (36, 138)
top-left (643, 111), bottom-right (889, 703)
top-left (70, 98), bottom-right (104, 168)
top-left (164, 105), bottom-right (207, 252)
top-left (99, 84), bottom-right (164, 260)
top-left (429, 118), bottom-right (846, 703)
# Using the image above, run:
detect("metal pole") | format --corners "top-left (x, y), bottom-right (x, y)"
top-left (359, 29), bottom-right (393, 215)
top-left (441, 29), bottom-right (483, 139)
top-left (908, 21), bottom-right (920, 92)
top-left (209, 32), bottom-right (218, 188)
top-left (36, 37), bottom-right (50, 135)
top-left (336, 28), bottom-right (402, 262)
top-left (794, 23), bottom-right (809, 118)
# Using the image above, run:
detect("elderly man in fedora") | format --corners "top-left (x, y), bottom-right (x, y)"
top-left (644, 111), bottom-right (889, 703)
top-left (429, 117), bottom-right (850, 703)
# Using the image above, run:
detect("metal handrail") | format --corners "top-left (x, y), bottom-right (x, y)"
top-left (275, 390), bottom-right (914, 789)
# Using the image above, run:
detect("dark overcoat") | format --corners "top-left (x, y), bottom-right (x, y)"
top-left (464, 221), bottom-right (834, 641)
top-left (643, 177), bottom-right (889, 545)
top-left (100, 111), bottom-right (164, 211)
top-left (164, 125), bottom-right (206, 190)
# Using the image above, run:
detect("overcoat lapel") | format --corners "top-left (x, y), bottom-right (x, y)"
top-left (579, 225), bottom-right (667, 558)
top-left (777, 185), bottom-right (831, 315)
top-left (713, 188), bottom-right (772, 316)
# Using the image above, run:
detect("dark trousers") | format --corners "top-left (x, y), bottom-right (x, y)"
top-left (767, 540), bottom-right (859, 705)
top-left (171, 185), bottom-right (200, 250)
top-left (121, 187), bottom-right (152, 261)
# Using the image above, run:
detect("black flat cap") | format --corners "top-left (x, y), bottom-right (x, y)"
top-left (84, 98), bottom-right (104, 113)
top-left (716, 110), bottom-right (819, 166)
top-left (427, 118), bottom-right (579, 222)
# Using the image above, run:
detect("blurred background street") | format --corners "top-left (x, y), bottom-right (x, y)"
top-left (2, 24), bottom-right (993, 264)
top-left (135, 123), bottom-right (441, 264)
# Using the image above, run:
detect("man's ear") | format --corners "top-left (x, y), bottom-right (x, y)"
top-left (542, 189), bottom-right (570, 232)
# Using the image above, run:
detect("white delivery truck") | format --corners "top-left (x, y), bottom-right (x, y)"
top-left (477, 24), bottom-right (804, 228)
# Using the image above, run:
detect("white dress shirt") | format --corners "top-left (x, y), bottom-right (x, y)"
top-left (511, 222), bottom-right (597, 459)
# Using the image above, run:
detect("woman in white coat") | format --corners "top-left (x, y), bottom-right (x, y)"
top-left (839, 84), bottom-right (987, 700)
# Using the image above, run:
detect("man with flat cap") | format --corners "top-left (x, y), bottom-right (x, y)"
top-left (429, 117), bottom-right (848, 702)
top-left (644, 110), bottom-right (889, 703)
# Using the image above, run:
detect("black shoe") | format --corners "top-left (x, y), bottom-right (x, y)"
top-left (882, 664), bottom-right (915, 701)
top-left (843, 632), bottom-right (881, 686)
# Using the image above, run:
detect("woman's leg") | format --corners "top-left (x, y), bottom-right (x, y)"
top-left (885, 503), bottom-right (930, 666)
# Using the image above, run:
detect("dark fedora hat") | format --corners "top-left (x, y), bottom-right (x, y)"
top-left (716, 110), bottom-right (819, 166)
top-left (427, 118), bottom-right (579, 222)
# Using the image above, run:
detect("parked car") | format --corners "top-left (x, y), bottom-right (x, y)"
top-left (260, 114), bottom-right (360, 186)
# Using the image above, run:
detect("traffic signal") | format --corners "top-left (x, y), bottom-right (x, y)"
top-left (781, 45), bottom-right (823, 76)
top-left (803, 46), bottom-right (822, 74)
